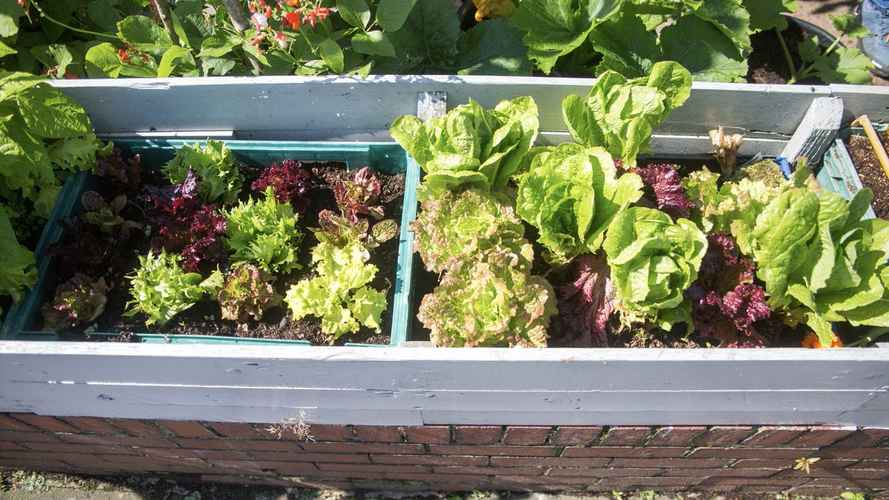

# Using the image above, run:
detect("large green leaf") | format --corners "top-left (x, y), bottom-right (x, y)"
top-left (694, 0), bottom-right (751, 54)
top-left (660, 15), bottom-right (748, 81)
top-left (30, 44), bottom-right (73, 78)
top-left (88, 0), bottom-right (122, 32)
top-left (157, 46), bottom-right (197, 77)
top-left (337, 0), bottom-right (371, 29)
top-left (811, 47), bottom-right (874, 84)
top-left (588, 12), bottom-right (660, 77)
top-left (15, 85), bottom-right (91, 139)
top-left (382, 0), bottom-right (460, 73)
top-left (199, 33), bottom-right (239, 58)
top-left (511, 0), bottom-right (622, 74)
top-left (318, 39), bottom-right (345, 73)
top-left (117, 15), bottom-right (174, 56)
top-left (85, 42), bottom-right (123, 78)
top-left (0, 0), bottom-right (24, 38)
top-left (743, 0), bottom-right (794, 31)
top-left (377, 0), bottom-right (419, 31)
top-left (456, 20), bottom-right (532, 76)
top-left (351, 31), bottom-right (396, 58)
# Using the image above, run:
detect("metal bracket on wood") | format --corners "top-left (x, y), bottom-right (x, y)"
top-left (417, 91), bottom-right (447, 122)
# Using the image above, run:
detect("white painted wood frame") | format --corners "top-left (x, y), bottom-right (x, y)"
top-left (1, 76), bottom-right (888, 427)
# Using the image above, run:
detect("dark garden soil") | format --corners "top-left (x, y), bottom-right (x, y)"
top-left (40, 159), bottom-right (404, 346)
top-left (847, 133), bottom-right (889, 219)
top-left (747, 22), bottom-right (825, 85)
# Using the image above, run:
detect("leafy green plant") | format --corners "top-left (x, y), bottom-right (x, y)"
top-left (603, 206), bottom-right (708, 329)
top-left (224, 187), bottom-right (303, 274)
top-left (0, 207), bottom-right (36, 312)
top-left (284, 234), bottom-right (387, 340)
top-left (163, 140), bottom-right (243, 204)
top-left (390, 96), bottom-right (539, 199)
top-left (42, 273), bottom-right (109, 330)
top-left (412, 188), bottom-right (526, 274)
top-left (0, 72), bottom-right (106, 222)
top-left (218, 264), bottom-right (280, 322)
top-left (515, 143), bottom-right (643, 264)
top-left (80, 191), bottom-right (143, 239)
top-left (561, 61), bottom-right (692, 166)
top-left (417, 242), bottom-right (556, 347)
top-left (780, 14), bottom-right (873, 84)
top-left (125, 249), bottom-right (215, 326)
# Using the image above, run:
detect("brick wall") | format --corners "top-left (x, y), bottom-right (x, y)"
top-left (0, 413), bottom-right (887, 496)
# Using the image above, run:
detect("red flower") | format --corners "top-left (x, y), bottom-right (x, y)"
top-left (118, 48), bottom-right (130, 63)
top-left (303, 6), bottom-right (330, 28)
top-left (283, 11), bottom-right (301, 30)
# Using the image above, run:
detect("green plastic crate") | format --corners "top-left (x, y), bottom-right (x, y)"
top-left (2, 139), bottom-right (420, 347)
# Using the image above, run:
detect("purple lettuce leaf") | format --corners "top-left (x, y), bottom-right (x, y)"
top-left (635, 163), bottom-right (693, 219)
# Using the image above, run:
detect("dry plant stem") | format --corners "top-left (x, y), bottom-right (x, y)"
top-left (221, 0), bottom-right (262, 75)
top-left (150, 0), bottom-right (177, 44)
top-left (853, 114), bottom-right (889, 180)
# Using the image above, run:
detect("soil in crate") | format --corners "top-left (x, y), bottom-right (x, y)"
top-left (846, 134), bottom-right (889, 219)
top-left (44, 161), bottom-right (404, 346)
top-left (747, 22), bottom-right (824, 85)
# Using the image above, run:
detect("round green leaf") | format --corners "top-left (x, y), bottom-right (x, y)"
top-left (117, 15), bottom-right (173, 56)
top-left (337, 0), bottom-right (371, 28)
top-left (377, 0), bottom-right (418, 32)
top-left (157, 45), bottom-right (195, 77)
top-left (351, 31), bottom-right (396, 57)
top-left (318, 38), bottom-right (344, 73)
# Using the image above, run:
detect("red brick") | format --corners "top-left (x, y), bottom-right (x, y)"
top-left (454, 426), bottom-right (502, 445)
top-left (110, 419), bottom-right (166, 437)
top-left (551, 426), bottom-right (602, 446)
top-left (254, 462), bottom-right (319, 474)
top-left (192, 449), bottom-right (252, 461)
top-left (609, 458), bottom-right (730, 468)
top-left (787, 485), bottom-right (852, 496)
top-left (0, 451), bottom-right (107, 466)
top-left (812, 447), bottom-right (889, 460)
top-left (549, 467), bottom-right (662, 477)
top-left (259, 452), bottom-right (369, 463)
top-left (811, 477), bottom-right (889, 489)
top-left (858, 460), bottom-right (889, 470)
top-left (561, 446), bottom-right (686, 458)
top-left (351, 425), bottom-right (402, 443)
top-left (140, 447), bottom-right (202, 459)
top-left (300, 442), bottom-right (424, 454)
top-left (157, 420), bottom-right (216, 438)
top-left (317, 462), bottom-right (431, 473)
top-left (205, 422), bottom-right (263, 439)
top-left (693, 426), bottom-right (755, 446)
top-left (646, 426), bottom-right (707, 447)
top-left (829, 428), bottom-right (889, 448)
top-left (435, 466), bottom-right (545, 476)
top-left (491, 456), bottom-right (610, 468)
top-left (304, 424), bottom-right (357, 442)
top-left (0, 430), bottom-right (60, 443)
top-left (688, 447), bottom-right (816, 459)
top-left (64, 417), bottom-right (125, 435)
top-left (371, 454), bottom-right (487, 466)
top-left (665, 468), bottom-right (779, 478)
top-left (699, 477), bottom-right (804, 488)
top-left (0, 415), bottom-right (37, 432)
top-left (785, 427), bottom-right (855, 448)
top-left (59, 434), bottom-right (176, 448)
top-left (502, 426), bottom-right (551, 446)
top-left (381, 472), bottom-right (488, 483)
top-left (10, 414), bottom-right (78, 433)
top-left (0, 441), bottom-right (25, 451)
top-left (428, 445), bottom-right (558, 457)
top-left (21, 442), bottom-right (139, 455)
top-left (774, 468), bottom-right (888, 480)
top-left (741, 426), bottom-right (809, 446)
top-left (598, 476), bottom-right (703, 488)
top-left (733, 458), bottom-right (856, 469)
top-left (599, 426), bottom-right (651, 446)
top-left (403, 425), bottom-right (450, 445)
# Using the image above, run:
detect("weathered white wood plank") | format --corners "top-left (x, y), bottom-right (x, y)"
top-left (2, 343), bottom-right (887, 426)
top-left (830, 84), bottom-right (889, 123)
top-left (50, 76), bottom-right (831, 139)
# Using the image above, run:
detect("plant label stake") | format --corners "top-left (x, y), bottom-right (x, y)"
top-left (852, 114), bottom-right (889, 181)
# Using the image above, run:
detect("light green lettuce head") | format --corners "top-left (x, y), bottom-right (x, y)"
top-left (561, 61), bottom-right (692, 166)
top-left (389, 96), bottom-right (539, 199)
top-left (603, 206), bottom-right (708, 329)
top-left (515, 143), bottom-right (643, 264)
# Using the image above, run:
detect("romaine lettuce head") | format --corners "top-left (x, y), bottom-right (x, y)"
top-left (516, 143), bottom-right (643, 264)
top-left (418, 243), bottom-right (556, 347)
top-left (412, 189), bottom-right (526, 274)
top-left (603, 206), bottom-right (708, 329)
top-left (561, 61), bottom-right (692, 166)
top-left (390, 96), bottom-right (539, 199)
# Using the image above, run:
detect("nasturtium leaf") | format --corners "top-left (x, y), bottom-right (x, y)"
top-left (377, 0), bottom-right (418, 31)
top-left (351, 31), bottom-right (396, 57)
top-left (117, 15), bottom-right (174, 56)
top-left (318, 39), bottom-right (345, 73)
top-left (337, 0), bottom-right (371, 28)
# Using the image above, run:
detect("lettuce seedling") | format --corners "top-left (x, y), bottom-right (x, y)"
top-left (284, 235), bottom-right (387, 340)
top-left (603, 206), bottom-right (708, 329)
top-left (562, 61), bottom-right (692, 166)
top-left (412, 189), bottom-right (526, 274)
top-left (125, 249), bottom-right (216, 326)
top-left (318, 210), bottom-right (398, 250)
top-left (417, 243), bottom-right (556, 347)
top-left (42, 274), bottom-right (109, 330)
top-left (515, 144), bottom-right (643, 264)
top-left (0, 207), bottom-right (36, 310)
top-left (163, 140), bottom-right (244, 204)
top-left (94, 147), bottom-right (142, 193)
top-left (225, 187), bottom-right (302, 274)
top-left (80, 191), bottom-right (143, 240)
top-left (251, 160), bottom-right (313, 212)
top-left (389, 96), bottom-right (539, 199)
top-left (219, 264), bottom-right (280, 322)
top-left (333, 167), bottom-right (385, 222)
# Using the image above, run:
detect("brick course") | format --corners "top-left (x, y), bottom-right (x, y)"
top-left (0, 413), bottom-right (886, 495)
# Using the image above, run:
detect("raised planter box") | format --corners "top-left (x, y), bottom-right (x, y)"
top-left (2, 139), bottom-right (420, 347)
top-left (0, 76), bottom-right (888, 429)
